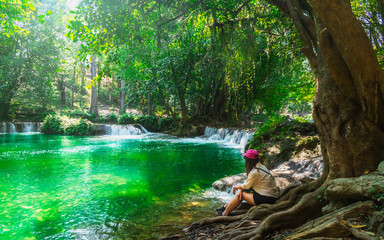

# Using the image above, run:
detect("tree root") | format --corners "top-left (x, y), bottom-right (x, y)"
top-left (185, 146), bottom-right (331, 239)
top-left (187, 214), bottom-right (246, 232)
top-left (229, 187), bottom-right (327, 240)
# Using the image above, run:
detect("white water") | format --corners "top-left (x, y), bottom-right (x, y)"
top-left (202, 126), bottom-right (254, 149)
top-left (1, 122), bottom-right (41, 133)
top-left (104, 124), bottom-right (148, 135)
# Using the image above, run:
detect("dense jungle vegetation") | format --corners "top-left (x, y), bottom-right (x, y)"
top-left (2, 0), bottom-right (384, 239)
top-left (1, 0), bottom-right (319, 123)
top-left (1, 0), bottom-right (382, 127)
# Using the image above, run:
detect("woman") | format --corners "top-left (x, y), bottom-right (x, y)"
top-left (217, 149), bottom-right (279, 216)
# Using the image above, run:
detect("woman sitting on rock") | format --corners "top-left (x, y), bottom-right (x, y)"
top-left (217, 149), bottom-right (280, 216)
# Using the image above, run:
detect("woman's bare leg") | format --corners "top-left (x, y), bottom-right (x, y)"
top-left (242, 192), bottom-right (256, 205)
top-left (222, 195), bottom-right (242, 216)
top-left (222, 192), bottom-right (256, 216)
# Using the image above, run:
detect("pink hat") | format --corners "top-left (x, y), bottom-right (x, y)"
top-left (242, 149), bottom-right (259, 159)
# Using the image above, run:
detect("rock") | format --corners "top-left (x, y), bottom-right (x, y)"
top-left (212, 173), bottom-right (246, 192)
top-left (212, 157), bottom-right (323, 193)
top-left (325, 175), bottom-right (384, 203)
top-left (378, 161), bottom-right (384, 174)
top-left (287, 201), bottom-right (376, 240)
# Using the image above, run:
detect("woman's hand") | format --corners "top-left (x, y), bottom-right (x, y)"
top-left (236, 190), bottom-right (243, 201)
top-left (232, 185), bottom-right (243, 195)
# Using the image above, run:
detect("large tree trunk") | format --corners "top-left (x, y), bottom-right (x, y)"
top-left (270, 0), bottom-right (384, 179)
top-left (312, 0), bottom-right (384, 178)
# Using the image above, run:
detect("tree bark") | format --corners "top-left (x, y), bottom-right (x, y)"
top-left (0, 101), bottom-right (11, 121)
top-left (58, 79), bottom-right (66, 107)
top-left (90, 55), bottom-right (98, 117)
top-left (120, 79), bottom-right (126, 114)
top-left (270, 0), bottom-right (384, 179)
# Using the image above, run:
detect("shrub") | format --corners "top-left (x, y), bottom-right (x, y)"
top-left (40, 114), bottom-right (94, 135)
top-left (65, 109), bottom-right (95, 121)
top-left (158, 117), bottom-right (177, 131)
top-left (63, 117), bottom-right (94, 135)
top-left (40, 114), bottom-right (64, 134)
top-left (136, 115), bottom-right (159, 132)
top-left (106, 112), bottom-right (118, 123)
top-left (118, 113), bottom-right (136, 124)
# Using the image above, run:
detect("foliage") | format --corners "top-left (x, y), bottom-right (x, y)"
top-left (249, 115), bottom-right (317, 149)
top-left (158, 117), bottom-right (177, 131)
top-left (64, 109), bottom-right (95, 121)
top-left (61, 116), bottom-right (93, 135)
top-left (105, 112), bottom-right (118, 123)
top-left (40, 114), bottom-right (94, 135)
top-left (136, 115), bottom-right (160, 132)
top-left (40, 114), bottom-right (64, 134)
top-left (370, 189), bottom-right (384, 210)
top-left (118, 113), bottom-right (136, 124)
top-left (0, 0), bottom-right (36, 36)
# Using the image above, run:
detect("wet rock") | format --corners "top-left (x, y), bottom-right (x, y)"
top-left (287, 201), bottom-right (376, 240)
top-left (212, 157), bottom-right (323, 193)
top-left (378, 161), bottom-right (384, 174)
top-left (325, 175), bottom-right (384, 203)
top-left (212, 173), bottom-right (246, 192)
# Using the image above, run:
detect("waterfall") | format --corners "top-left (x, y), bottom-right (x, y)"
top-left (103, 124), bottom-right (148, 135)
top-left (9, 123), bottom-right (16, 132)
top-left (203, 127), bottom-right (254, 148)
top-left (1, 122), bottom-right (41, 133)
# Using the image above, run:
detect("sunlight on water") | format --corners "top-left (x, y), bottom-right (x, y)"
top-left (0, 133), bottom-right (243, 239)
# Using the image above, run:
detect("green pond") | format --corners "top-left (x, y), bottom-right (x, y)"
top-left (0, 133), bottom-right (243, 239)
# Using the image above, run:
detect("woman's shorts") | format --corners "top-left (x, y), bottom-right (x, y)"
top-left (252, 192), bottom-right (277, 205)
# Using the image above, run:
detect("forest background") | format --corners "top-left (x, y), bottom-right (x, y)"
top-left (1, 0), bottom-right (383, 129)
top-left (1, 0), bottom-right (382, 129)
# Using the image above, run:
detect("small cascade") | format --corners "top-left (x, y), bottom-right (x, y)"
top-left (103, 124), bottom-right (148, 135)
top-left (203, 127), bottom-right (254, 148)
top-left (0, 122), bottom-right (41, 133)
top-left (9, 123), bottom-right (16, 132)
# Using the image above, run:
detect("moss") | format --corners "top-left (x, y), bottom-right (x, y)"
top-left (248, 116), bottom-right (319, 168)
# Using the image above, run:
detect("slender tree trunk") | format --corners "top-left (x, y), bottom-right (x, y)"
top-left (0, 101), bottom-right (11, 121)
top-left (58, 80), bottom-right (66, 107)
top-left (72, 64), bottom-right (76, 107)
top-left (90, 55), bottom-right (98, 117)
top-left (120, 79), bottom-right (126, 114)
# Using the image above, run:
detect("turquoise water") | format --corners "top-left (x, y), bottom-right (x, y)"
top-left (0, 133), bottom-right (243, 239)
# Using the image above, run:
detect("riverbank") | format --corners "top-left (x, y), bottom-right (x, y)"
top-left (162, 118), bottom-right (384, 240)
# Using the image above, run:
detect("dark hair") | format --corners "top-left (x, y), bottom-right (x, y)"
top-left (244, 156), bottom-right (259, 176)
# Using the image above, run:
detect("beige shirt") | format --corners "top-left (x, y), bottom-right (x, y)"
top-left (241, 162), bottom-right (280, 198)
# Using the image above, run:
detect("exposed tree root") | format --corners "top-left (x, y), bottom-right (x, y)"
top-left (187, 214), bottom-right (246, 232)
top-left (230, 187), bottom-right (327, 240)
top-left (183, 147), bottom-right (332, 240)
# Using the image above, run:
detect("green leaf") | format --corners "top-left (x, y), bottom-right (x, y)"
top-left (28, 3), bottom-right (36, 11)
top-left (46, 10), bottom-right (52, 15)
